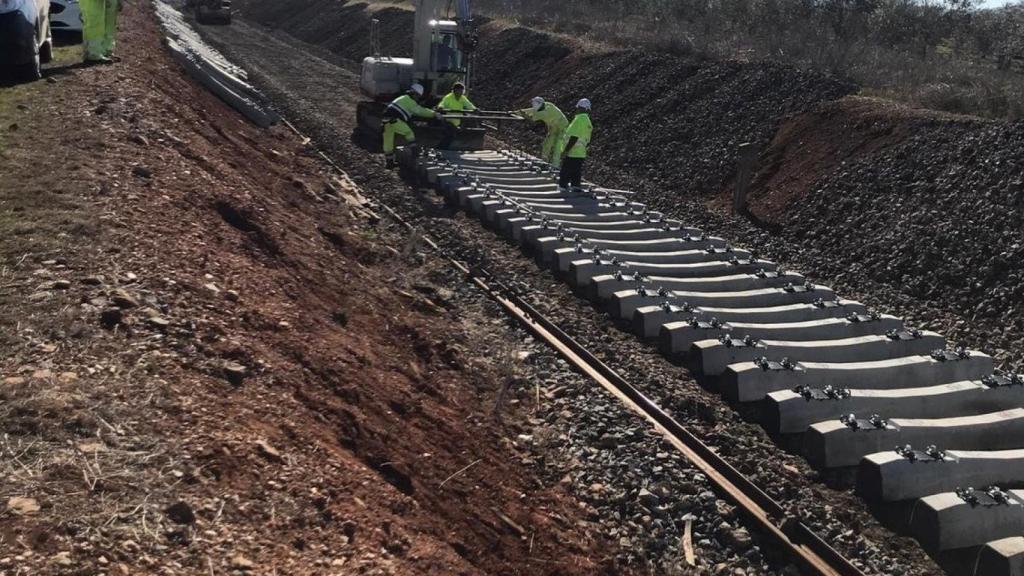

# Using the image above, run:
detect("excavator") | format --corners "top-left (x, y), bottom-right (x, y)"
top-left (356, 0), bottom-right (517, 151)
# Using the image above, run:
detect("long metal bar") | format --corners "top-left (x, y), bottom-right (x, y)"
top-left (438, 113), bottom-right (525, 121)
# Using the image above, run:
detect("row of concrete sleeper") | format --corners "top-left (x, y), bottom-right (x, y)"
top-left (412, 147), bottom-right (1024, 568)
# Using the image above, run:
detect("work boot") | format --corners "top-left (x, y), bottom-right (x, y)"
top-left (384, 154), bottom-right (396, 169)
top-left (83, 56), bottom-right (112, 66)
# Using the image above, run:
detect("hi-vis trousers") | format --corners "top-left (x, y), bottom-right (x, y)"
top-left (81, 0), bottom-right (120, 61)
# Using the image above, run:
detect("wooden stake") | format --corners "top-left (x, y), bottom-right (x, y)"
top-left (683, 518), bottom-right (696, 566)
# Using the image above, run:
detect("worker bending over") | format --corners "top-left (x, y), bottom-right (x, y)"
top-left (517, 97), bottom-right (568, 167)
top-left (436, 82), bottom-right (476, 150)
top-left (559, 99), bottom-right (593, 191)
top-left (383, 83), bottom-right (441, 168)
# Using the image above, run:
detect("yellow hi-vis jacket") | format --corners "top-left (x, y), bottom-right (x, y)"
top-left (563, 112), bottom-right (592, 159)
top-left (386, 94), bottom-right (435, 123)
top-left (438, 92), bottom-right (476, 127)
top-left (518, 103), bottom-right (568, 131)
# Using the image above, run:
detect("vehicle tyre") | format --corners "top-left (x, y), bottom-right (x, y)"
top-left (40, 39), bottom-right (53, 64)
top-left (19, 52), bottom-right (42, 81)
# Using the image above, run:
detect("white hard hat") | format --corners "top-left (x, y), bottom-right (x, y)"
top-left (576, 98), bottom-right (592, 110)
top-left (410, 83), bottom-right (425, 96)
top-left (530, 97), bottom-right (544, 111)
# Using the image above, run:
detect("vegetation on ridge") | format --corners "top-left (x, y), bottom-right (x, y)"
top-left (473, 0), bottom-right (1024, 119)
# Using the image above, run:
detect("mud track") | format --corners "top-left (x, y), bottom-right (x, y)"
top-left (199, 16), bottom-right (941, 576)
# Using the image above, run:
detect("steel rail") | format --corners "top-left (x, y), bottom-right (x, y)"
top-left (280, 119), bottom-right (866, 576)
top-left (437, 113), bottom-right (526, 121)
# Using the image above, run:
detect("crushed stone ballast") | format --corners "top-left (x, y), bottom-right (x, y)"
top-left (411, 147), bottom-right (1024, 575)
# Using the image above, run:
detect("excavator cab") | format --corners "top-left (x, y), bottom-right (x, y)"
top-left (426, 23), bottom-right (471, 97)
top-left (432, 27), bottom-right (465, 74)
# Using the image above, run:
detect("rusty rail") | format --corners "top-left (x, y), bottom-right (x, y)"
top-left (282, 119), bottom-right (866, 576)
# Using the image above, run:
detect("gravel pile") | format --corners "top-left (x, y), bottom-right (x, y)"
top-left (527, 358), bottom-right (776, 575)
top-left (235, 0), bottom-right (413, 62)
top-left (781, 119), bottom-right (1024, 360)
top-left (458, 318), bottom-right (787, 574)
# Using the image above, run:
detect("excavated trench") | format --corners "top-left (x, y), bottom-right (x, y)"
top-left (191, 0), bottom-right (1024, 574)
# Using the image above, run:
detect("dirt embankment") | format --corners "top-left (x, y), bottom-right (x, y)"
top-left (0, 3), bottom-right (623, 575)
top-left (745, 97), bottom-right (921, 223)
top-left (237, 0), bottom-right (415, 65)
top-left (236, 0), bottom-right (1024, 363)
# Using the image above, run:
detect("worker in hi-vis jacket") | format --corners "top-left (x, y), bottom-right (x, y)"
top-left (382, 83), bottom-right (442, 168)
top-left (515, 97), bottom-right (568, 168)
top-left (436, 82), bottom-right (476, 150)
top-left (558, 98), bottom-right (593, 191)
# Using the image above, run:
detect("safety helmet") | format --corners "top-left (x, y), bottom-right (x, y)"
top-left (530, 97), bottom-right (544, 111)
top-left (453, 82), bottom-right (466, 91)
top-left (410, 83), bottom-right (425, 96)
top-left (576, 98), bottom-right (592, 111)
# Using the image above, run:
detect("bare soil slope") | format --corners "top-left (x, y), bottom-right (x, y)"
top-left (0, 3), bottom-right (623, 574)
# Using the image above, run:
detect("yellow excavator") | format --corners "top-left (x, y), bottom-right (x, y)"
top-left (356, 0), bottom-right (517, 151)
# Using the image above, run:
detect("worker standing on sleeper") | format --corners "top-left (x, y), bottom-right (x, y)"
top-left (558, 98), bottom-right (593, 191)
top-left (436, 82), bottom-right (475, 150)
top-left (81, 0), bottom-right (121, 64)
top-left (516, 97), bottom-right (568, 168)
top-left (382, 83), bottom-right (441, 168)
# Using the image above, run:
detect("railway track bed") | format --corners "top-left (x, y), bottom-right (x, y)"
top-left (410, 147), bottom-right (1024, 574)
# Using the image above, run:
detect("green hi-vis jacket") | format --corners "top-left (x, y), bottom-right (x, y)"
top-left (563, 112), bottom-right (592, 159)
top-left (518, 103), bottom-right (569, 131)
top-left (438, 92), bottom-right (476, 127)
top-left (386, 94), bottom-right (435, 123)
